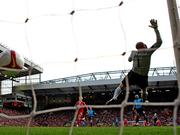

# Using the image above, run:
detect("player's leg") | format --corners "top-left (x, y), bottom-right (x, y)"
top-left (76, 112), bottom-right (83, 127)
top-left (136, 76), bottom-right (148, 102)
top-left (135, 113), bottom-right (140, 125)
top-left (90, 117), bottom-right (93, 127)
top-left (106, 83), bottom-right (125, 104)
top-left (154, 118), bottom-right (157, 126)
top-left (112, 83), bottom-right (125, 100)
top-left (142, 88), bottom-right (149, 102)
top-left (140, 108), bottom-right (148, 123)
top-left (134, 72), bottom-right (148, 102)
top-left (76, 117), bottom-right (81, 127)
top-left (106, 72), bottom-right (132, 105)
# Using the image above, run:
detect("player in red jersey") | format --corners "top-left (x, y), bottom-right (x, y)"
top-left (75, 96), bottom-right (87, 127)
top-left (124, 118), bottom-right (128, 126)
top-left (156, 119), bottom-right (161, 126)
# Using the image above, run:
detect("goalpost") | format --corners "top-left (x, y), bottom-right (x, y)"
top-left (167, 0), bottom-right (180, 97)
top-left (167, 1), bottom-right (180, 134)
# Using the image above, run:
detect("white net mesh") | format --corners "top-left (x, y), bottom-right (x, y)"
top-left (0, 0), bottom-right (179, 135)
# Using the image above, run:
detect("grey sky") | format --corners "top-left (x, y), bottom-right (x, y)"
top-left (0, 0), bottom-right (179, 81)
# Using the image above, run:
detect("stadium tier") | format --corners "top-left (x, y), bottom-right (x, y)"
top-left (13, 66), bottom-right (177, 110)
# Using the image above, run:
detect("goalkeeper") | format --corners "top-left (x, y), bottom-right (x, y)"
top-left (106, 19), bottom-right (162, 104)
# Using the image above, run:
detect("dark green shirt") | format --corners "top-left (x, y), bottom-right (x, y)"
top-left (128, 29), bottom-right (162, 76)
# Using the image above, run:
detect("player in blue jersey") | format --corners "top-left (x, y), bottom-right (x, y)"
top-left (106, 19), bottom-right (162, 104)
top-left (87, 107), bottom-right (95, 127)
top-left (132, 94), bottom-right (148, 125)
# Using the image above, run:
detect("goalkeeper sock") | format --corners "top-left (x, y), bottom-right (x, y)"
top-left (112, 86), bottom-right (122, 100)
top-left (106, 86), bottom-right (123, 104)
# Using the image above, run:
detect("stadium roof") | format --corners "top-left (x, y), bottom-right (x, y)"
top-left (40, 67), bottom-right (177, 84)
top-left (15, 66), bottom-right (177, 95)
top-left (0, 44), bottom-right (43, 81)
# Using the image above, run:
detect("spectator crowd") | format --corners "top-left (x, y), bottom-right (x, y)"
top-left (0, 106), bottom-right (179, 127)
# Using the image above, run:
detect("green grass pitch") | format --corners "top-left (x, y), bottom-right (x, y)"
top-left (0, 126), bottom-right (179, 135)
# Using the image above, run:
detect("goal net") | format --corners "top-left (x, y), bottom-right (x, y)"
top-left (0, 0), bottom-right (179, 135)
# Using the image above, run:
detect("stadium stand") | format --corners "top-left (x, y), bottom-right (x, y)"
top-left (0, 107), bottom-right (179, 127)
top-left (14, 66), bottom-right (177, 110)
top-left (0, 66), bottom-right (178, 127)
